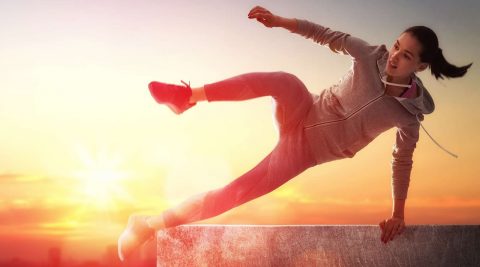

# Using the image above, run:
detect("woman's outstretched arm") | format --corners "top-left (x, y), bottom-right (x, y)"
top-left (248, 5), bottom-right (372, 59)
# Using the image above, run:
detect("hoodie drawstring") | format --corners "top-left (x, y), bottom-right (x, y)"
top-left (416, 114), bottom-right (458, 158)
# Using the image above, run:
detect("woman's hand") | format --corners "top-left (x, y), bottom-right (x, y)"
top-left (248, 6), bottom-right (280, 28)
top-left (379, 216), bottom-right (406, 244)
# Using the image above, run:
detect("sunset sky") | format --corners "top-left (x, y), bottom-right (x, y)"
top-left (1, 0), bottom-right (479, 261)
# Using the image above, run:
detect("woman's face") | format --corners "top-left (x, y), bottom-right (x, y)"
top-left (385, 32), bottom-right (428, 78)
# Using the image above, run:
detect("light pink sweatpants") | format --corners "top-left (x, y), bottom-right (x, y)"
top-left (162, 72), bottom-right (317, 227)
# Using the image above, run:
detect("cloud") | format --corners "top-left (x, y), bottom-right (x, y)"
top-left (0, 200), bottom-right (73, 225)
top-left (271, 187), bottom-right (390, 207)
top-left (271, 186), bottom-right (480, 209)
top-left (0, 199), bottom-right (128, 241)
top-left (271, 187), bottom-right (316, 204)
top-left (0, 173), bottom-right (48, 183)
top-left (0, 173), bottom-right (23, 182)
top-left (408, 196), bottom-right (480, 208)
top-left (0, 173), bottom-right (17, 180)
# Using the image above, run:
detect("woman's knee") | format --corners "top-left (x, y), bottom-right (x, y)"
top-left (273, 71), bottom-right (301, 84)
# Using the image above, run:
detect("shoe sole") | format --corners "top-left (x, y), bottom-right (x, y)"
top-left (148, 82), bottom-right (184, 115)
top-left (166, 103), bottom-right (182, 115)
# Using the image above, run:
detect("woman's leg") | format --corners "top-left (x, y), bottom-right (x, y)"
top-left (119, 72), bottom-right (315, 260)
top-left (198, 71), bottom-right (313, 132)
top-left (201, 71), bottom-right (305, 102)
top-left (147, 129), bottom-right (316, 229)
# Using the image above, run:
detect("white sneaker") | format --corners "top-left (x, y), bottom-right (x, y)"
top-left (117, 215), bottom-right (155, 261)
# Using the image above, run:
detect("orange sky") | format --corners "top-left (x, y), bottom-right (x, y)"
top-left (1, 0), bottom-right (479, 262)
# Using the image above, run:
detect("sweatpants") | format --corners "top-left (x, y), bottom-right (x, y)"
top-left (162, 72), bottom-right (317, 228)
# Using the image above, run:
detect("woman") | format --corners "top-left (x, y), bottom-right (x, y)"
top-left (118, 6), bottom-right (472, 260)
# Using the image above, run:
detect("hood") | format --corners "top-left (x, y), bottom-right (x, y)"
top-left (376, 48), bottom-right (435, 118)
top-left (375, 46), bottom-right (457, 158)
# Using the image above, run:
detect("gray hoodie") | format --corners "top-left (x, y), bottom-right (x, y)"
top-left (293, 19), bottom-right (447, 200)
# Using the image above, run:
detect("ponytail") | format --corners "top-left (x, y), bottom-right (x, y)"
top-left (404, 26), bottom-right (473, 80)
top-left (430, 48), bottom-right (473, 80)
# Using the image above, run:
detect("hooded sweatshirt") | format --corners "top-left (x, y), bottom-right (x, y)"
top-left (292, 19), bottom-right (438, 200)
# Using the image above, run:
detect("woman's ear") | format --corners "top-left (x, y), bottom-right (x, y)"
top-left (417, 62), bottom-right (428, 72)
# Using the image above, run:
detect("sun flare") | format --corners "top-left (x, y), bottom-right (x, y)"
top-left (73, 145), bottom-right (131, 210)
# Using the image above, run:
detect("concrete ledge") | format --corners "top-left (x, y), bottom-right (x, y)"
top-left (156, 225), bottom-right (480, 267)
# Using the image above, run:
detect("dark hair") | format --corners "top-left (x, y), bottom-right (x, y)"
top-left (404, 26), bottom-right (473, 80)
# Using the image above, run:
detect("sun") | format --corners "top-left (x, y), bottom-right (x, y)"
top-left (76, 167), bottom-right (126, 208)
top-left (72, 145), bottom-right (131, 210)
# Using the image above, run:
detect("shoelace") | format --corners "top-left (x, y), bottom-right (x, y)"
top-left (416, 113), bottom-right (458, 158)
top-left (181, 80), bottom-right (191, 89)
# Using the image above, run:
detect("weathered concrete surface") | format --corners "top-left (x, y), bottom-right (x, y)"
top-left (156, 225), bottom-right (480, 267)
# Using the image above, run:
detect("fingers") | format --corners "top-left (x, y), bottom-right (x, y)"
top-left (382, 221), bottom-right (393, 243)
top-left (380, 218), bottom-right (406, 244)
top-left (249, 11), bottom-right (271, 21)
top-left (248, 6), bottom-right (272, 20)
top-left (379, 220), bottom-right (385, 241)
top-left (248, 6), bottom-right (277, 28)
top-left (248, 5), bottom-right (263, 16)
top-left (388, 223), bottom-right (401, 242)
top-left (252, 15), bottom-right (274, 28)
top-left (379, 220), bottom-right (386, 242)
top-left (248, 6), bottom-right (270, 17)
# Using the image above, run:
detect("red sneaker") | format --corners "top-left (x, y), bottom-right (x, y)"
top-left (148, 80), bottom-right (196, 114)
